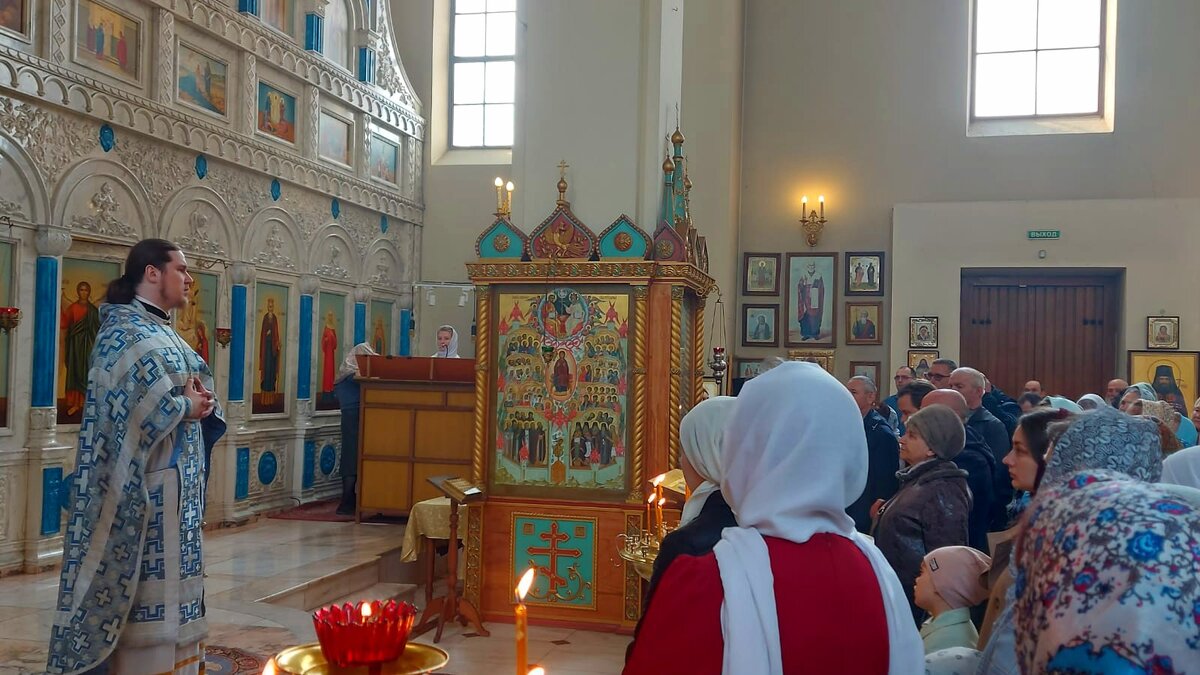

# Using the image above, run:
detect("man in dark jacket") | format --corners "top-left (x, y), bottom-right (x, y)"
top-left (982, 379), bottom-right (1019, 436)
top-left (949, 367), bottom-right (1014, 529)
top-left (845, 376), bottom-right (900, 533)
top-left (921, 389), bottom-right (996, 553)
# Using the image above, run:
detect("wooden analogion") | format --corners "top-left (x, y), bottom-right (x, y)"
top-left (464, 132), bottom-right (716, 629)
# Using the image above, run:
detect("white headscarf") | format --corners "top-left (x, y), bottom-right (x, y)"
top-left (337, 342), bottom-right (377, 383)
top-left (1162, 444), bottom-right (1200, 489)
top-left (433, 324), bottom-right (459, 358)
top-left (714, 361), bottom-right (923, 675)
top-left (1076, 393), bottom-right (1106, 410)
top-left (678, 396), bottom-right (736, 527)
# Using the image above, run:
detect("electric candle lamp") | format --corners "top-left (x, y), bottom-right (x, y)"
top-left (505, 181), bottom-right (515, 213)
top-left (515, 567), bottom-right (536, 675)
top-left (818, 195), bottom-right (825, 218)
top-left (494, 177), bottom-right (504, 213)
top-left (801, 195), bottom-right (808, 215)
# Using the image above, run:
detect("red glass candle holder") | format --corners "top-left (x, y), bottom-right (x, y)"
top-left (215, 327), bottom-right (232, 348)
top-left (312, 599), bottom-right (417, 667)
top-left (0, 307), bottom-right (20, 333)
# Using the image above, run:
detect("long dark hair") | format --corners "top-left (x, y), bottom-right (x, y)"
top-left (106, 239), bottom-right (180, 304)
top-left (1018, 407), bottom-right (1074, 492)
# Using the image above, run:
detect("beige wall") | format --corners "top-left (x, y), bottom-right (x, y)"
top-left (891, 198), bottom-right (1200, 391)
top-left (737, 0), bottom-right (1200, 383)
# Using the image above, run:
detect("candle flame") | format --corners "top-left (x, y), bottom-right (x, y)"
top-left (360, 602), bottom-right (373, 619)
top-left (646, 493), bottom-right (655, 504)
top-left (651, 473), bottom-right (666, 487)
top-left (495, 176), bottom-right (504, 187)
top-left (801, 195), bottom-right (808, 203)
top-left (818, 195), bottom-right (825, 203)
top-left (517, 567), bottom-right (536, 600)
top-left (528, 668), bottom-right (546, 675)
top-left (658, 497), bottom-right (666, 506)
top-left (262, 659), bottom-right (278, 675)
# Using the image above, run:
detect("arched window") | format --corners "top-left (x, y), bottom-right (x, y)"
top-left (324, 0), bottom-right (352, 70)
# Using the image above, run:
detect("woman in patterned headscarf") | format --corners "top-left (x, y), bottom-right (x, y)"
top-left (1013, 471), bottom-right (1200, 673)
top-left (958, 407), bottom-right (1163, 675)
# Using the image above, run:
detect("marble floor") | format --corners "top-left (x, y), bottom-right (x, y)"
top-left (0, 519), bottom-right (630, 674)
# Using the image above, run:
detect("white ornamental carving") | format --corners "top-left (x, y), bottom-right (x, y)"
top-left (368, 260), bottom-right (394, 288)
top-left (116, 135), bottom-right (191, 209)
top-left (178, 206), bottom-right (227, 258)
top-left (0, 471), bottom-right (7, 538)
top-left (251, 225), bottom-right (295, 270)
top-left (0, 166), bottom-right (27, 220)
top-left (315, 244), bottom-right (349, 280)
top-left (157, 10), bottom-right (176, 105)
top-left (0, 99), bottom-right (92, 186)
top-left (72, 183), bottom-right (136, 238)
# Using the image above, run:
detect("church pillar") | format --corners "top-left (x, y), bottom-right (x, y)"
top-left (24, 225), bottom-right (73, 571)
top-left (353, 286), bottom-right (369, 345)
top-left (296, 274), bottom-right (318, 423)
top-left (227, 263), bottom-right (255, 427)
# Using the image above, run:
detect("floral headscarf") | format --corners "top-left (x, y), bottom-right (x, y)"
top-left (1040, 406), bottom-right (1162, 488)
top-left (1013, 470), bottom-right (1200, 673)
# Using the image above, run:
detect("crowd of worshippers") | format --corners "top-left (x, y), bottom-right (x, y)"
top-left (623, 359), bottom-right (1200, 675)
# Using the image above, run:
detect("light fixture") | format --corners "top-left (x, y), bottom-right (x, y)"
top-left (799, 194), bottom-right (828, 247)
top-left (493, 177), bottom-right (515, 218)
top-left (707, 289), bottom-right (728, 390)
top-left (427, 290), bottom-right (437, 306)
top-left (458, 288), bottom-right (469, 307)
top-left (0, 217), bottom-right (20, 332)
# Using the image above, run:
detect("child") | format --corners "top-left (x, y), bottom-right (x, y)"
top-left (914, 545), bottom-right (991, 653)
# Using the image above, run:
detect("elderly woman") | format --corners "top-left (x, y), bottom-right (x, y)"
top-left (973, 407), bottom-right (1162, 675)
top-left (1075, 393), bottom-right (1106, 410)
top-left (1116, 382), bottom-right (1157, 411)
top-left (872, 405), bottom-right (971, 625)
top-left (1013, 471), bottom-right (1200, 673)
top-left (625, 362), bottom-right (923, 674)
top-left (333, 343), bottom-right (376, 514)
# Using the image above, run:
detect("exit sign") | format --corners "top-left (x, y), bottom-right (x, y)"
top-left (1027, 230), bottom-right (1060, 240)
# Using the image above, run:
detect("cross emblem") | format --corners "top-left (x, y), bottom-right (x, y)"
top-left (94, 587), bottom-right (111, 607)
top-left (526, 522), bottom-right (582, 596)
top-left (101, 618), bottom-right (121, 643)
top-left (557, 159), bottom-right (570, 180)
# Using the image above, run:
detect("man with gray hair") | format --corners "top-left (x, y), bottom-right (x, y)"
top-left (921, 389), bottom-right (997, 553)
top-left (949, 367), bottom-right (1014, 530)
top-left (845, 375), bottom-right (899, 534)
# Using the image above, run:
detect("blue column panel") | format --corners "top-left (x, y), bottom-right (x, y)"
top-left (229, 284), bottom-right (247, 401)
top-left (235, 447), bottom-right (250, 500)
top-left (354, 302), bottom-right (366, 345)
top-left (32, 256), bottom-right (59, 407)
top-left (297, 294), bottom-right (313, 400)
top-left (302, 439), bottom-right (316, 489)
top-left (399, 309), bottom-right (412, 356)
top-left (304, 13), bottom-right (324, 53)
top-left (41, 467), bottom-right (63, 535)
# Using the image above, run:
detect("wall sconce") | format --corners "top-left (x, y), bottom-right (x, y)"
top-left (799, 195), bottom-right (827, 247)
top-left (427, 290), bottom-right (437, 306)
top-left (458, 289), bottom-right (470, 307)
top-left (493, 177), bottom-right (515, 218)
top-left (0, 307), bottom-right (20, 333)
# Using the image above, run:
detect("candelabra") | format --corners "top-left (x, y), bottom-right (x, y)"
top-left (799, 195), bottom-right (827, 247)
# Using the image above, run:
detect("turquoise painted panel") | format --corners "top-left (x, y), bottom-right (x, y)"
top-left (235, 447), bottom-right (250, 499)
top-left (319, 444), bottom-right (337, 476)
top-left (41, 467), bottom-right (63, 535)
top-left (302, 439), bottom-right (316, 489)
top-left (599, 219), bottom-right (649, 259)
top-left (513, 515), bottom-right (595, 609)
top-left (478, 221), bottom-right (525, 259)
top-left (258, 451), bottom-right (278, 486)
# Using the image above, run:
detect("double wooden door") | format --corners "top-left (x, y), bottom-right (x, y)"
top-left (960, 271), bottom-right (1121, 401)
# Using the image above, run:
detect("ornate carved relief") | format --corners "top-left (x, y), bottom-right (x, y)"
top-left (49, 0), bottom-right (69, 64)
top-left (367, 259), bottom-right (393, 288)
top-left (315, 242), bottom-right (350, 280)
top-left (157, 10), bottom-right (176, 105)
top-left (178, 206), bottom-right (228, 258)
top-left (374, 23), bottom-right (415, 108)
top-left (71, 183), bottom-right (137, 238)
top-left (0, 100), bottom-right (93, 188)
top-left (251, 225), bottom-right (296, 270)
top-left (114, 134), bottom-right (192, 210)
top-left (241, 53), bottom-right (257, 135)
top-left (304, 85), bottom-right (320, 158)
top-left (0, 163), bottom-right (26, 219)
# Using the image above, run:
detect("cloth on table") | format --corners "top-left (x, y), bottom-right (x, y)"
top-left (400, 497), bottom-right (468, 563)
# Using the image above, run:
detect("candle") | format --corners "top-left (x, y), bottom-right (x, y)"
top-left (505, 181), bottom-right (515, 213)
top-left (262, 659), bottom-right (277, 675)
top-left (645, 493), bottom-right (655, 531)
top-left (495, 177), bottom-right (504, 212)
top-left (656, 497), bottom-right (666, 541)
top-left (361, 601), bottom-right (373, 623)
top-left (801, 195), bottom-right (808, 218)
top-left (515, 567), bottom-right (536, 675)
top-left (528, 668), bottom-right (546, 675)
top-left (818, 195), bottom-right (825, 218)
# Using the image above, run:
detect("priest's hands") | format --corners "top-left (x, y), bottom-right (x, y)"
top-left (184, 377), bottom-right (217, 419)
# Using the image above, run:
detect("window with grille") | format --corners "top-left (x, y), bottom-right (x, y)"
top-left (972, 0), bottom-right (1107, 119)
top-left (450, 0), bottom-right (515, 148)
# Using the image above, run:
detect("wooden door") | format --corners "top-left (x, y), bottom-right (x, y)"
top-left (960, 271), bottom-right (1121, 401)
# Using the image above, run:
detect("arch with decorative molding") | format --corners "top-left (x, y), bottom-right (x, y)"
top-left (363, 239), bottom-right (404, 291)
top-left (159, 186), bottom-right (240, 260)
top-left (308, 223), bottom-right (360, 282)
top-left (0, 129), bottom-right (50, 227)
top-left (52, 158), bottom-right (153, 245)
top-left (243, 206), bottom-right (302, 273)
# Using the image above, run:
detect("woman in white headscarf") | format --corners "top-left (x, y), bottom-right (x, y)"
top-left (432, 324), bottom-right (459, 358)
top-left (334, 343), bottom-right (376, 514)
top-left (624, 362), bottom-right (923, 674)
top-left (626, 397), bottom-right (739, 663)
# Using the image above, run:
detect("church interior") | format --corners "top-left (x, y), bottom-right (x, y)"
top-left (3, 0), bottom-right (1200, 673)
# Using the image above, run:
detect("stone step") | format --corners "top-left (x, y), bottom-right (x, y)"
top-left (324, 582), bottom-right (420, 611)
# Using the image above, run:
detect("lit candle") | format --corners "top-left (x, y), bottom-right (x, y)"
top-left (528, 668), bottom-right (546, 675)
top-left (495, 177), bottom-right (504, 212)
top-left (801, 195), bottom-right (808, 218)
top-left (506, 181), bottom-right (515, 213)
top-left (262, 659), bottom-right (277, 675)
top-left (360, 601), bottom-right (373, 623)
top-left (516, 567), bottom-right (536, 675)
top-left (645, 493), bottom-right (655, 531)
top-left (656, 497), bottom-right (666, 541)
top-left (818, 195), bottom-right (825, 219)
